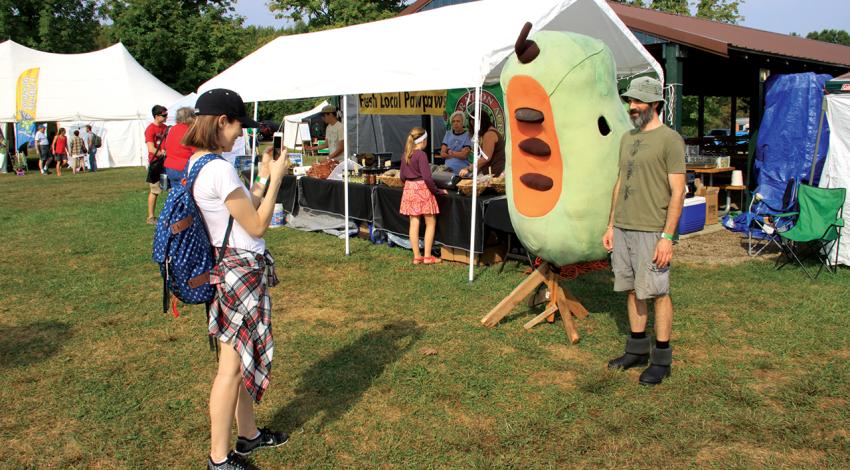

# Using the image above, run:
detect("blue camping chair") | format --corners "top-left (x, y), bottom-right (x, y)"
top-left (747, 178), bottom-right (799, 256)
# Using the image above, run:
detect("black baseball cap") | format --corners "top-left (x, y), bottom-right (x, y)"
top-left (194, 88), bottom-right (259, 128)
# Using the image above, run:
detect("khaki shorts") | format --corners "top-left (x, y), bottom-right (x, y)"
top-left (149, 182), bottom-right (162, 195)
top-left (611, 227), bottom-right (670, 300)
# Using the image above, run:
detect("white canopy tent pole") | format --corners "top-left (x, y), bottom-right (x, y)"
top-left (249, 102), bottom-right (258, 189)
top-left (469, 86), bottom-right (482, 283)
top-left (343, 95), bottom-right (351, 256)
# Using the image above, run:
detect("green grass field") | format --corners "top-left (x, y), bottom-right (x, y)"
top-left (1, 168), bottom-right (848, 469)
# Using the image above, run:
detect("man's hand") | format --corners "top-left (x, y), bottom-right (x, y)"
top-left (602, 226), bottom-right (614, 252)
top-left (458, 167), bottom-right (471, 177)
top-left (653, 238), bottom-right (673, 269)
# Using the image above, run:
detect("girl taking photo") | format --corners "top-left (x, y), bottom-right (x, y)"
top-left (399, 127), bottom-right (446, 265)
top-left (183, 89), bottom-right (290, 470)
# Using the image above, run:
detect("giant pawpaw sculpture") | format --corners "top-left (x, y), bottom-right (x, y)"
top-left (501, 25), bottom-right (631, 266)
top-left (482, 24), bottom-right (632, 343)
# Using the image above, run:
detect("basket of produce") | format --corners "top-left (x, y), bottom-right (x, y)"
top-left (456, 178), bottom-right (488, 196)
top-left (378, 169), bottom-right (404, 188)
top-left (490, 175), bottom-right (506, 194)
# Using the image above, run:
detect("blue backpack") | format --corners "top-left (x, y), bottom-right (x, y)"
top-left (152, 153), bottom-right (233, 313)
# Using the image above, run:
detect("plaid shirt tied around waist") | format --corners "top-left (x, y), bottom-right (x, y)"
top-left (209, 247), bottom-right (279, 403)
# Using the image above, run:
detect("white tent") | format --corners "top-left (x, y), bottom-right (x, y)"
top-left (283, 100), bottom-right (329, 149)
top-left (1, 40), bottom-right (182, 168)
top-left (200, 0), bottom-right (662, 279)
top-left (200, 0), bottom-right (659, 100)
top-left (819, 76), bottom-right (850, 266)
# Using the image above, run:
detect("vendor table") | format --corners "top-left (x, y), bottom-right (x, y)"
top-left (373, 185), bottom-right (509, 252)
top-left (276, 175), bottom-right (299, 214)
top-left (689, 166), bottom-right (735, 187)
top-left (298, 176), bottom-right (374, 221)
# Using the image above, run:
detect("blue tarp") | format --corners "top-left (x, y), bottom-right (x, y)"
top-left (753, 73), bottom-right (832, 210)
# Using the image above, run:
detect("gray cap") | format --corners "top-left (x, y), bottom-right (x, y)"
top-left (621, 76), bottom-right (665, 103)
top-left (321, 105), bottom-right (337, 114)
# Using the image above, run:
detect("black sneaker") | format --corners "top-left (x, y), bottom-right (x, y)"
top-left (208, 451), bottom-right (260, 470)
top-left (235, 427), bottom-right (289, 456)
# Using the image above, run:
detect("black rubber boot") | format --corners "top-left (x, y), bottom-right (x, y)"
top-left (607, 336), bottom-right (650, 370)
top-left (639, 346), bottom-right (672, 386)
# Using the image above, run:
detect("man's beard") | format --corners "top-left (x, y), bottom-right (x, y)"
top-left (630, 106), bottom-right (653, 129)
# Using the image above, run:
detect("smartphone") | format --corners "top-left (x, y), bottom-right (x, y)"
top-left (272, 132), bottom-right (283, 160)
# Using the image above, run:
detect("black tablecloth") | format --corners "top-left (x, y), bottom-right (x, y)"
top-left (276, 175), bottom-right (298, 214)
top-left (373, 186), bottom-right (505, 252)
top-left (482, 196), bottom-right (514, 233)
top-left (298, 177), bottom-right (373, 221)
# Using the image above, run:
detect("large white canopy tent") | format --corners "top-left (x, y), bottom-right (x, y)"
top-left (0, 40), bottom-right (182, 168)
top-left (200, 0), bottom-right (662, 280)
top-left (819, 73), bottom-right (850, 266)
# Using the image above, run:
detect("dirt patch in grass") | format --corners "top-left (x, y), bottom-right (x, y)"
top-left (546, 344), bottom-right (594, 363)
top-left (530, 370), bottom-right (577, 391)
top-left (282, 306), bottom-right (353, 325)
top-left (816, 397), bottom-right (847, 411)
top-left (695, 442), bottom-right (824, 468)
top-left (677, 229), bottom-right (779, 266)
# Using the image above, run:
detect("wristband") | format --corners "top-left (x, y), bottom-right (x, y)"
top-left (254, 176), bottom-right (269, 186)
top-left (661, 232), bottom-right (674, 241)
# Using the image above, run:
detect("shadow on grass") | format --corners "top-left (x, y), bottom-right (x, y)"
top-left (565, 271), bottom-right (631, 336)
top-left (271, 320), bottom-right (424, 431)
top-left (0, 320), bottom-right (71, 369)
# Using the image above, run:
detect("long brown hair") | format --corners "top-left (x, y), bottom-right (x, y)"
top-left (403, 126), bottom-right (426, 164)
top-left (182, 115), bottom-right (235, 151)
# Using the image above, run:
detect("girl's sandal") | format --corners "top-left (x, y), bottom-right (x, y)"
top-left (423, 256), bottom-right (441, 265)
top-left (412, 257), bottom-right (424, 265)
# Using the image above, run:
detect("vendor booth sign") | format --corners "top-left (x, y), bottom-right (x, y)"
top-left (359, 90), bottom-right (447, 116)
top-left (15, 67), bottom-right (40, 147)
top-left (447, 84), bottom-right (506, 136)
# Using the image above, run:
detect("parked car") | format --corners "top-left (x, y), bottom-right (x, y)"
top-left (256, 120), bottom-right (280, 141)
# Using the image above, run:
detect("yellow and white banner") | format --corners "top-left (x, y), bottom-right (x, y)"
top-left (359, 90), bottom-right (447, 116)
top-left (16, 67), bottom-right (40, 146)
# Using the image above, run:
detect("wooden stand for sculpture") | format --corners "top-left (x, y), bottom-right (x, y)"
top-left (480, 263), bottom-right (588, 343)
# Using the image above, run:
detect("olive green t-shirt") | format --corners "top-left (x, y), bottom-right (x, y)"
top-left (613, 125), bottom-right (685, 232)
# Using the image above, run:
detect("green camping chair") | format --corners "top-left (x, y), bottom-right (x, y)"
top-left (775, 184), bottom-right (845, 279)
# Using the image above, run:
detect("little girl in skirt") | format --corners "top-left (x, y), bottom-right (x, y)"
top-left (399, 127), bottom-right (446, 264)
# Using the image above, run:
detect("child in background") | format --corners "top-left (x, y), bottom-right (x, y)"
top-left (399, 127), bottom-right (446, 265)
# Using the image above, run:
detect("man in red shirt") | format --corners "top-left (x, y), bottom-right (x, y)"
top-left (145, 104), bottom-right (168, 224)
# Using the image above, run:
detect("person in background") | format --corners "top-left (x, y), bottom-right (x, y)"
top-left (163, 106), bottom-right (196, 187)
top-left (0, 129), bottom-right (7, 173)
top-left (84, 125), bottom-right (98, 172)
top-left (440, 111), bottom-right (472, 174)
top-left (35, 124), bottom-right (50, 174)
top-left (145, 105), bottom-right (168, 224)
top-left (307, 105), bottom-right (344, 160)
top-left (602, 76), bottom-right (686, 386)
top-left (182, 88), bottom-right (290, 470)
top-left (69, 129), bottom-right (87, 174)
top-left (400, 126), bottom-right (446, 265)
top-left (51, 128), bottom-right (68, 177)
top-left (459, 111), bottom-right (505, 178)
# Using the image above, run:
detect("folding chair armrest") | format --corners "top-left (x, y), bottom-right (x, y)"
top-left (774, 211), bottom-right (799, 218)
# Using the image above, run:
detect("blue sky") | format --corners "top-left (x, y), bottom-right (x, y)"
top-left (234, 0), bottom-right (850, 36)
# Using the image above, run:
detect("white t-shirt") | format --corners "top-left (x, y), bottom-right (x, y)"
top-left (325, 121), bottom-right (343, 156)
top-left (35, 130), bottom-right (48, 146)
top-left (188, 157), bottom-right (266, 255)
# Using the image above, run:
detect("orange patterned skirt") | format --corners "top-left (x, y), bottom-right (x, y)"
top-left (400, 180), bottom-right (440, 216)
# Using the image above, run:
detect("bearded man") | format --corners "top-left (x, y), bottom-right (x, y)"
top-left (601, 76), bottom-right (686, 386)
